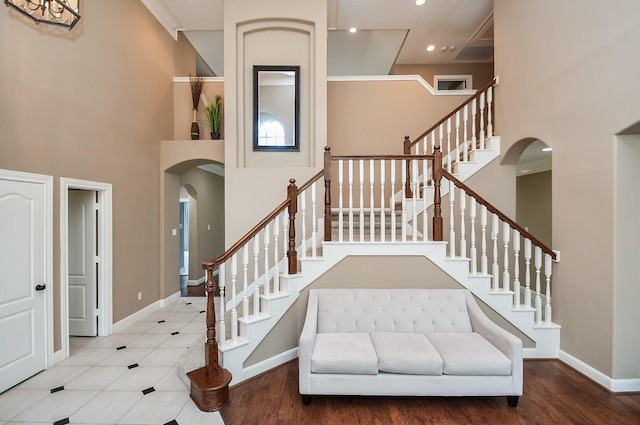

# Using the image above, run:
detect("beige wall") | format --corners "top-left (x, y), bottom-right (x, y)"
top-left (517, 171), bottom-right (552, 247)
top-left (0, 1), bottom-right (188, 349)
top-left (327, 79), bottom-right (470, 155)
top-left (494, 0), bottom-right (640, 378)
top-left (391, 63), bottom-right (495, 90)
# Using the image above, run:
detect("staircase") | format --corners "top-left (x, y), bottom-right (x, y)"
top-left (187, 77), bottom-right (561, 387)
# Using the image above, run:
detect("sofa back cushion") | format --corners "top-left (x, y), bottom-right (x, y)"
top-left (316, 288), bottom-right (473, 334)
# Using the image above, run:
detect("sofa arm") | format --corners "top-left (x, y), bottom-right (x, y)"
top-left (464, 291), bottom-right (523, 393)
top-left (299, 289), bottom-right (319, 393)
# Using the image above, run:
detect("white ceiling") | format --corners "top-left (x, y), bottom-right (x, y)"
top-left (141, 0), bottom-right (494, 76)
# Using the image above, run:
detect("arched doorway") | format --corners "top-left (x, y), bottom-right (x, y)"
top-left (514, 139), bottom-right (552, 247)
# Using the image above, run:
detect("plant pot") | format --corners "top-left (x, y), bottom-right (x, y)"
top-left (211, 132), bottom-right (220, 140)
top-left (190, 109), bottom-right (199, 140)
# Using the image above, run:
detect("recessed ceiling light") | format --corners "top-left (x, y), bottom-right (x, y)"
top-left (416, 0), bottom-right (426, 5)
top-left (349, 27), bottom-right (357, 33)
top-left (542, 147), bottom-right (552, 152)
top-left (426, 45), bottom-right (435, 52)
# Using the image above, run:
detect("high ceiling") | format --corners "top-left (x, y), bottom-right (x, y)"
top-left (141, 0), bottom-right (494, 76)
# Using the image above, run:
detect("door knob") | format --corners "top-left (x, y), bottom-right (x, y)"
top-left (35, 284), bottom-right (46, 291)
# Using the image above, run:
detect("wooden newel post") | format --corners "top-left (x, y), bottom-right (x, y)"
top-left (432, 146), bottom-right (443, 241)
top-left (187, 261), bottom-right (232, 412)
top-left (404, 136), bottom-right (413, 198)
top-left (324, 146), bottom-right (332, 242)
top-left (287, 178), bottom-right (298, 275)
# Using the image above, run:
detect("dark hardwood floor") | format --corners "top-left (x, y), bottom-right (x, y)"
top-left (221, 359), bottom-right (640, 425)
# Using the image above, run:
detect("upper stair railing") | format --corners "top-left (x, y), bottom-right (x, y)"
top-left (404, 77), bottom-right (498, 191)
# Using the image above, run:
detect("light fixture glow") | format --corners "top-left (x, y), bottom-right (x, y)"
top-left (426, 45), bottom-right (435, 52)
top-left (416, 0), bottom-right (426, 5)
top-left (542, 147), bottom-right (552, 152)
top-left (349, 27), bottom-right (357, 33)
top-left (4, 0), bottom-right (81, 30)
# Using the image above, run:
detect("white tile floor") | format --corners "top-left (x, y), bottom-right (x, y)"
top-left (0, 297), bottom-right (225, 425)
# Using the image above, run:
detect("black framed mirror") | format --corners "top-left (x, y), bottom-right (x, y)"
top-left (253, 65), bottom-right (300, 151)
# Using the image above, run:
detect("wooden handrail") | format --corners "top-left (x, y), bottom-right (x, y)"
top-left (442, 169), bottom-right (556, 260)
top-left (202, 172), bottom-right (324, 269)
top-left (331, 154), bottom-right (434, 161)
top-left (407, 77), bottom-right (498, 151)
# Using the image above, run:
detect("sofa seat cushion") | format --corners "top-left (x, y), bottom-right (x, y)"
top-left (311, 333), bottom-right (378, 375)
top-left (371, 332), bottom-right (443, 375)
top-left (427, 332), bottom-right (512, 376)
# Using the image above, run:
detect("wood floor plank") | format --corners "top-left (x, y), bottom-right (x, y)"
top-left (221, 359), bottom-right (640, 424)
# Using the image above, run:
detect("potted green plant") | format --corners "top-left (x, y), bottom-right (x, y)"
top-left (204, 94), bottom-right (223, 140)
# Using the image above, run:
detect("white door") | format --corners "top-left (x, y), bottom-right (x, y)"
top-left (0, 177), bottom-right (47, 393)
top-left (68, 190), bottom-right (97, 337)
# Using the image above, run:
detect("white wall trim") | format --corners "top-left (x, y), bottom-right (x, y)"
top-left (173, 77), bottom-right (225, 83)
top-left (559, 350), bottom-right (640, 393)
top-left (0, 169), bottom-right (54, 370)
top-left (112, 290), bottom-right (182, 332)
top-left (240, 347), bottom-right (299, 384)
top-left (327, 74), bottom-right (476, 97)
top-left (59, 178), bottom-right (113, 363)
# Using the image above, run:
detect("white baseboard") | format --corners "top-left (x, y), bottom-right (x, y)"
top-left (187, 276), bottom-right (205, 287)
top-left (239, 347), bottom-right (299, 385)
top-left (112, 291), bottom-right (180, 333)
top-left (558, 350), bottom-right (640, 393)
top-left (162, 290), bottom-right (181, 306)
top-left (51, 349), bottom-right (66, 366)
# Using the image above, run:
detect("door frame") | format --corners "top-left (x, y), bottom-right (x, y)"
top-left (0, 169), bottom-right (53, 369)
top-left (60, 178), bottom-right (112, 358)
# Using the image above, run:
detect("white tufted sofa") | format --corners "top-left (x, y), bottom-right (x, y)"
top-left (298, 288), bottom-right (523, 406)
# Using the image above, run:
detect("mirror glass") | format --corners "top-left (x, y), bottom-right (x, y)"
top-left (253, 65), bottom-right (300, 151)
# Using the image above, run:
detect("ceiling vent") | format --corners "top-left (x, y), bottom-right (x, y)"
top-left (455, 46), bottom-right (494, 61)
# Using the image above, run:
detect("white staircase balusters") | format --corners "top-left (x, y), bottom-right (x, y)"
top-left (369, 160), bottom-right (375, 242)
top-left (310, 184), bottom-right (317, 259)
top-left (469, 198), bottom-right (477, 273)
top-left (230, 254), bottom-right (238, 343)
top-left (422, 158), bottom-right (428, 241)
top-left (471, 97), bottom-right (477, 152)
top-left (479, 91), bottom-right (486, 149)
top-left (282, 211), bottom-right (288, 267)
top-left (273, 215), bottom-right (281, 292)
top-left (390, 160), bottom-right (396, 242)
top-left (242, 244), bottom-right (249, 321)
top-left (513, 229), bottom-right (521, 308)
top-left (487, 85), bottom-right (493, 138)
top-left (535, 246), bottom-right (542, 324)
top-left (455, 111), bottom-right (461, 165)
top-left (459, 191), bottom-right (466, 258)
top-left (359, 160), bottom-right (365, 242)
top-left (463, 104), bottom-right (469, 162)
top-left (380, 160), bottom-right (386, 241)
top-left (300, 189), bottom-right (306, 258)
top-left (412, 159), bottom-right (418, 242)
top-left (524, 238), bottom-right (532, 309)
top-left (481, 205), bottom-right (488, 274)
top-left (218, 263), bottom-right (226, 346)
top-left (502, 221), bottom-right (510, 292)
top-left (338, 160), bottom-right (344, 242)
top-left (348, 160), bottom-right (354, 242)
top-left (545, 253), bottom-right (553, 324)
top-left (491, 213), bottom-right (500, 291)
top-left (263, 223), bottom-right (270, 297)
top-left (431, 131), bottom-right (436, 154)
top-left (446, 119), bottom-right (452, 173)
top-left (401, 159), bottom-right (407, 242)
top-left (449, 180), bottom-right (456, 257)
top-left (252, 234), bottom-right (259, 317)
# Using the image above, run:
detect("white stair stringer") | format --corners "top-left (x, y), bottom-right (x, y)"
top-left (218, 240), bottom-right (560, 385)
